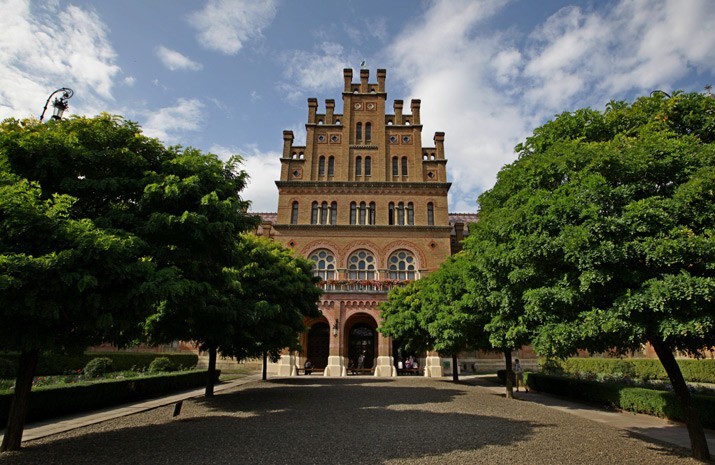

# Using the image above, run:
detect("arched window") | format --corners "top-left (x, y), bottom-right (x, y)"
top-left (320, 201), bottom-right (328, 224)
top-left (368, 202), bottom-right (376, 225)
top-left (350, 202), bottom-right (357, 225)
top-left (427, 202), bottom-right (434, 226)
top-left (291, 201), bottom-right (299, 225)
top-left (365, 122), bottom-right (372, 142)
top-left (330, 202), bottom-right (337, 225)
top-left (401, 156), bottom-right (408, 176)
top-left (347, 250), bottom-right (376, 280)
top-left (328, 156), bottom-right (335, 177)
top-left (388, 202), bottom-right (395, 225)
top-left (355, 156), bottom-right (362, 176)
top-left (365, 156), bottom-right (371, 176)
top-left (392, 157), bottom-right (398, 176)
top-left (356, 122), bottom-right (362, 142)
top-left (311, 202), bottom-right (319, 224)
top-left (309, 249), bottom-right (336, 280)
top-left (407, 202), bottom-right (414, 225)
top-left (388, 250), bottom-right (418, 280)
top-left (397, 202), bottom-right (405, 226)
top-left (359, 202), bottom-right (366, 225)
top-left (318, 156), bottom-right (325, 176)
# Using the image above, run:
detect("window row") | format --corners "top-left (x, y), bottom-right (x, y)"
top-left (309, 249), bottom-right (418, 281)
top-left (392, 156), bottom-right (408, 176)
top-left (355, 156), bottom-right (371, 176)
top-left (290, 201), bottom-right (436, 226)
top-left (318, 156), bottom-right (334, 177)
top-left (355, 122), bottom-right (372, 143)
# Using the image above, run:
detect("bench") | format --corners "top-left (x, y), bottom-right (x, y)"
top-left (297, 367), bottom-right (324, 375)
top-left (397, 368), bottom-right (423, 376)
top-left (348, 368), bottom-right (373, 375)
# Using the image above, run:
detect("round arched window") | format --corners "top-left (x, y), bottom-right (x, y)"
top-left (310, 249), bottom-right (336, 280)
top-left (388, 250), bottom-right (417, 280)
top-left (347, 250), bottom-right (376, 280)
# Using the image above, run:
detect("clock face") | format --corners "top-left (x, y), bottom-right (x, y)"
top-left (354, 102), bottom-right (362, 110)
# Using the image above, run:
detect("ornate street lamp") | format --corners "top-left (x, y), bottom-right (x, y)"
top-left (40, 87), bottom-right (74, 122)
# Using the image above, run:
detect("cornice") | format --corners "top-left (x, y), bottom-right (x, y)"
top-left (273, 224), bottom-right (452, 233)
top-left (276, 181), bottom-right (451, 189)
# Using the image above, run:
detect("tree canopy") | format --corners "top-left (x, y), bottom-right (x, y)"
top-left (472, 91), bottom-right (715, 459)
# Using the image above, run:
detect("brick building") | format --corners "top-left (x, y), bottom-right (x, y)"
top-left (256, 69), bottom-right (480, 377)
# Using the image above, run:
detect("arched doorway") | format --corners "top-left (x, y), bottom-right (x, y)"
top-left (348, 323), bottom-right (376, 370)
top-left (307, 322), bottom-right (330, 369)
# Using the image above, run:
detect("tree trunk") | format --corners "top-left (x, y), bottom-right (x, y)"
top-left (0, 349), bottom-right (39, 452)
top-left (262, 351), bottom-right (267, 381)
top-left (651, 339), bottom-right (710, 461)
top-left (504, 349), bottom-right (514, 399)
top-left (205, 346), bottom-right (217, 397)
top-left (452, 353), bottom-right (459, 382)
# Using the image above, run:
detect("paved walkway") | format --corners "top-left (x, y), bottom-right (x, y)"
top-left (1, 373), bottom-right (713, 458)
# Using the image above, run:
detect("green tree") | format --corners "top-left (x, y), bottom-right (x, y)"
top-left (379, 279), bottom-right (433, 356)
top-left (475, 92), bottom-right (715, 460)
top-left (0, 175), bottom-right (158, 451)
top-left (227, 234), bottom-right (322, 379)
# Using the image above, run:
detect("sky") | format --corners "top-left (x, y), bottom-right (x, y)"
top-left (2, 0), bottom-right (714, 213)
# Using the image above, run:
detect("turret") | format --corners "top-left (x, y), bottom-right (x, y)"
top-left (360, 69), bottom-right (369, 93)
top-left (307, 98), bottom-right (318, 124)
top-left (394, 100), bottom-right (404, 125)
top-left (377, 69), bottom-right (386, 93)
top-left (282, 130), bottom-right (294, 158)
top-left (325, 99), bottom-right (335, 124)
top-left (410, 99), bottom-right (421, 125)
top-left (343, 68), bottom-right (353, 92)
top-left (434, 132), bottom-right (445, 159)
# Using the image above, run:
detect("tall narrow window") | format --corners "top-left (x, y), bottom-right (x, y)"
top-left (330, 202), bottom-right (337, 225)
top-left (328, 156), bottom-right (335, 177)
top-left (318, 156), bottom-right (325, 176)
top-left (365, 156), bottom-right (371, 176)
top-left (350, 202), bottom-right (357, 224)
top-left (356, 122), bottom-right (362, 142)
top-left (407, 202), bottom-right (414, 225)
top-left (355, 156), bottom-right (362, 176)
top-left (320, 201), bottom-right (328, 224)
top-left (311, 202), bottom-right (319, 224)
top-left (388, 202), bottom-right (395, 225)
top-left (291, 201), bottom-right (299, 225)
top-left (359, 202), bottom-right (366, 225)
top-left (427, 202), bottom-right (434, 226)
top-left (401, 156), bottom-right (408, 176)
top-left (392, 157), bottom-right (398, 176)
top-left (368, 202), bottom-right (376, 225)
top-left (397, 202), bottom-right (405, 226)
top-left (365, 122), bottom-right (372, 142)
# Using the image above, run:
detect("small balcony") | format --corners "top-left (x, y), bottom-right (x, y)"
top-left (318, 279), bottom-right (409, 293)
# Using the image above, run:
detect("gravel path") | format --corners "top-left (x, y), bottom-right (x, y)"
top-left (0, 377), bottom-right (703, 465)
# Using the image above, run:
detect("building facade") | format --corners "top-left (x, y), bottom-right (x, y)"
top-left (258, 68), bottom-right (477, 377)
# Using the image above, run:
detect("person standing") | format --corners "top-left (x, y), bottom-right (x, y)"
top-left (514, 358), bottom-right (526, 392)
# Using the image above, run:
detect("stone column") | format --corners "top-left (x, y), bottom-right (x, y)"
top-left (424, 350), bottom-right (443, 377)
top-left (272, 349), bottom-right (297, 377)
top-left (323, 305), bottom-right (344, 377)
top-left (373, 332), bottom-right (396, 377)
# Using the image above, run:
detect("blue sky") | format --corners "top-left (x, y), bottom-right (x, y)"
top-left (2, 0), bottom-right (714, 212)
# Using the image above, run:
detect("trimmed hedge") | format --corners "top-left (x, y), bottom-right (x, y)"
top-left (543, 358), bottom-right (715, 383)
top-left (0, 352), bottom-right (198, 377)
top-left (0, 370), bottom-right (218, 425)
top-left (526, 373), bottom-right (715, 428)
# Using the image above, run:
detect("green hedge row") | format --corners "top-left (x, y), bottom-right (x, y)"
top-left (526, 373), bottom-right (715, 428)
top-left (0, 370), bottom-right (218, 425)
top-left (543, 358), bottom-right (715, 383)
top-left (0, 352), bottom-right (199, 378)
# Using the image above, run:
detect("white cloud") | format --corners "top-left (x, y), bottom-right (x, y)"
top-left (385, 0), bottom-right (715, 212)
top-left (278, 42), bottom-right (354, 102)
top-left (0, 0), bottom-right (120, 120)
top-left (210, 143), bottom-right (281, 212)
top-left (188, 0), bottom-right (278, 55)
top-left (123, 76), bottom-right (136, 86)
top-left (156, 45), bottom-right (202, 71)
top-left (142, 98), bottom-right (206, 144)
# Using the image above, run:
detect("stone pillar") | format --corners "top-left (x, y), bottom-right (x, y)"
top-left (424, 350), bottom-right (443, 377)
top-left (272, 351), bottom-right (297, 377)
top-left (373, 332), bottom-right (396, 377)
top-left (324, 308), bottom-right (344, 376)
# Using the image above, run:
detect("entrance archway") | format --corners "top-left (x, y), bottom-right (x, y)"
top-left (348, 323), bottom-right (375, 370)
top-left (307, 322), bottom-right (330, 369)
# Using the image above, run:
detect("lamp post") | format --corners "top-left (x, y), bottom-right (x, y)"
top-left (40, 87), bottom-right (74, 122)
